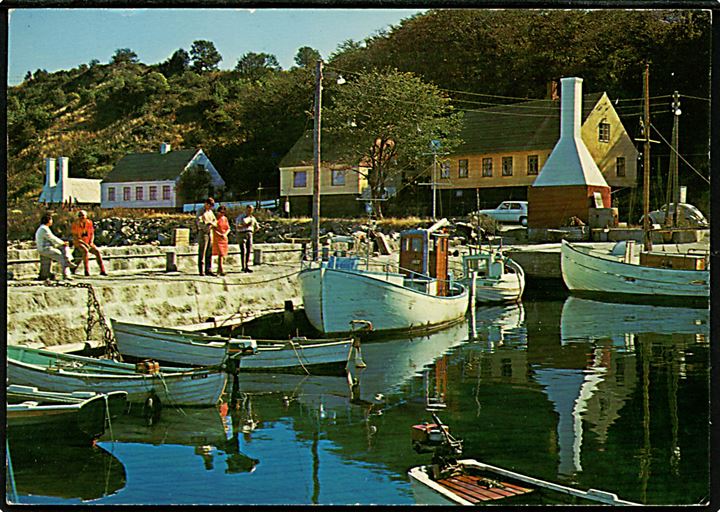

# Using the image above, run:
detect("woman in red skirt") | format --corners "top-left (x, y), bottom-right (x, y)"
top-left (212, 205), bottom-right (231, 276)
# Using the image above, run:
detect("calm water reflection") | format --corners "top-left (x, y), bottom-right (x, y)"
top-left (7, 298), bottom-right (709, 505)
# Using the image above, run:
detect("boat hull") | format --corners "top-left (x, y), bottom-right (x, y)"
top-left (7, 346), bottom-right (227, 407)
top-left (560, 240), bottom-right (709, 298)
top-left (112, 319), bottom-right (229, 367)
top-left (299, 267), bottom-right (468, 335)
top-left (234, 339), bottom-right (352, 375)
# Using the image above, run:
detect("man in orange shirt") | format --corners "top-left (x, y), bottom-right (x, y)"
top-left (71, 210), bottom-right (107, 276)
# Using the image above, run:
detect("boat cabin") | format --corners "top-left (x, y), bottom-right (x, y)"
top-left (399, 221), bottom-right (451, 296)
top-left (462, 249), bottom-right (505, 280)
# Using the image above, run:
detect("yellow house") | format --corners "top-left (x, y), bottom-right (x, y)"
top-left (279, 131), bottom-right (370, 216)
top-left (437, 92), bottom-right (638, 214)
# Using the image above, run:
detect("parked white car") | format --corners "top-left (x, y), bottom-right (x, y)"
top-left (474, 201), bottom-right (528, 226)
top-left (640, 203), bottom-right (708, 228)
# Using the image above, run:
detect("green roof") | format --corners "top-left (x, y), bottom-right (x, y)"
top-left (279, 131), bottom-right (356, 168)
top-left (103, 149), bottom-right (199, 183)
top-left (456, 93), bottom-right (604, 154)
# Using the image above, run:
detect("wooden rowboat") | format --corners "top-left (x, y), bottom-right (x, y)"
top-left (7, 385), bottom-right (128, 446)
top-left (111, 318), bottom-right (256, 368)
top-left (409, 413), bottom-right (638, 506)
top-left (460, 247), bottom-right (525, 304)
top-left (112, 319), bottom-right (352, 375)
top-left (7, 345), bottom-right (227, 408)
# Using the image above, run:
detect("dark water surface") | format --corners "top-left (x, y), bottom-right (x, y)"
top-left (6, 297), bottom-right (709, 505)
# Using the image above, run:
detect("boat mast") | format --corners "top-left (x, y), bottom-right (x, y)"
top-left (312, 59), bottom-right (323, 261)
top-left (642, 62), bottom-right (652, 252)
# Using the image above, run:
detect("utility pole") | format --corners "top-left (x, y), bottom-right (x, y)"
top-left (642, 62), bottom-right (652, 252)
top-left (420, 140), bottom-right (446, 220)
top-left (671, 91), bottom-right (681, 227)
top-left (256, 182), bottom-right (264, 209)
top-left (311, 59), bottom-right (323, 260)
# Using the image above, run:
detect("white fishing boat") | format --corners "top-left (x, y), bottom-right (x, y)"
top-left (460, 247), bottom-right (525, 304)
top-left (299, 219), bottom-right (469, 335)
top-left (409, 413), bottom-right (639, 506)
top-left (7, 345), bottom-right (227, 408)
top-left (112, 319), bottom-right (256, 367)
top-left (560, 240), bottom-right (709, 299)
top-left (7, 385), bottom-right (128, 446)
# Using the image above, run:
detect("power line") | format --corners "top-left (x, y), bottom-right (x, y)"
top-left (650, 122), bottom-right (710, 185)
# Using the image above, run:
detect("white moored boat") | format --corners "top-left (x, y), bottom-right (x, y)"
top-left (299, 220), bottom-right (469, 336)
top-left (112, 319), bottom-right (255, 367)
top-left (7, 345), bottom-right (228, 408)
top-left (460, 246), bottom-right (525, 304)
top-left (232, 336), bottom-right (352, 375)
top-left (560, 240), bottom-right (709, 299)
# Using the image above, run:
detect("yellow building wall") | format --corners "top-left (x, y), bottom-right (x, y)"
top-left (581, 93), bottom-right (638, 188)
top-left (280, 165), bottom-right (369, 197)
top-left (436, 150), bottom-right (552, 189)
top-left (441, 94), bottom-right (638, 191)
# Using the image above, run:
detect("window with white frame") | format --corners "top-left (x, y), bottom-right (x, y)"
top-left (616, 156), bottom-right (626, 177)
top-left (440, 162), bottom-right (450, 178)
top-left (162, 185), bottom-right (171, 201)
top-left (599, 122), bottom-right (610, 142)
top-left (293, 171), bottom-right (307, 188)
top-left (502, 156), bottom-right (513, 176)
top-left (331, 169), bottom-right (346, 186)
top-left (458, 159), bottom-right (469, 178)
top-left (135, 186), bottom-right (144, 201)
top-left (527, 155), bottom-right (539, 175)
top-left (123, 187), bottom-right (131, 201)
top-left (108, 187), bottom-right (115, 202)
top-left (482, 158), bottom-right (493, 177)
top-left (149, 186), bottom-right (158, 201)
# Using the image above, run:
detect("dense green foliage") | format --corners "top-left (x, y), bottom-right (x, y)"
top-left (8, 10), bottom-right (710, 214)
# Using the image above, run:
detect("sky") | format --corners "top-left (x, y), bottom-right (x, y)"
top-left (7, 8), bottom-right (424, 85)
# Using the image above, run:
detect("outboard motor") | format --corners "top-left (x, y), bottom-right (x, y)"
top-left (411, 412), bottom-right (463, 470)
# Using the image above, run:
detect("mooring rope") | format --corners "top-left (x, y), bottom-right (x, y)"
top-left (156, 372), bottom-right (186, 416)
top-left (5, 438), bottom-right (19, 504)
top-left (290, 341), bottom-right (311, 376)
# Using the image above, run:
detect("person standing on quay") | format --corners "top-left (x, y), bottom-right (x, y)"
top-left (71, 210), bottom-right (107, 276)
top-left (235, 205), bottom-right (259, 273)
top-left (35, 212), bottom-right (77, 280)
top-left (283, 196), bottom-right (291, 218)
top-left (212, 205), bottom-right (231, 276)
top-left (196, 197), bottom-right (217, 276)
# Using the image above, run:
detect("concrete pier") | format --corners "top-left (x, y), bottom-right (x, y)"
top-left (7, 243), bottom-right (305, 347)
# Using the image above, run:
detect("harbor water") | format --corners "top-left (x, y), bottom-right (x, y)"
top-left (6, 294), bottom-right (709, 505)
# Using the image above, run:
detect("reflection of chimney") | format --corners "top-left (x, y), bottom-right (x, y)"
top-left (546, 80), bottom-right (559, 101)
top-left (46, 158), bottom-right (57, 187)
top-left (160, 143), bottom-right (171, 154)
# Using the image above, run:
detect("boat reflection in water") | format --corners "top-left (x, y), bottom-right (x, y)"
top-left (6, 441), bottom-right (126, 503)
top-left (232, 317), bottom-right (471, 416)
top-left (439, 297), bottom-right (708, 505)
top-left (97, 405), bottom-right (259, 475)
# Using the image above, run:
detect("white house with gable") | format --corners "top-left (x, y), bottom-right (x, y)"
top-left (38, 157), bottom-right (102, 204)
top-left (101, 144), bottom-right (225, 209)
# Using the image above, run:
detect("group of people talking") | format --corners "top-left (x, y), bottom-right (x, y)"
top-left (196, 197), bottom-right (259, 276)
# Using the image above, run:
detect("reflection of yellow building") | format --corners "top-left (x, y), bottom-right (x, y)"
top-left (436, 91), bottom-right (638, 214)
top-left (279, 131), bottom-right (370, 217)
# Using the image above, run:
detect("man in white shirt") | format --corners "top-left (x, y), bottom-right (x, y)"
top-left (235, 205), bottom-right (259, 272)
top-left (196, 197), bottom-right (217, 276)
top-left (35, 212), bottom-right (77, 280)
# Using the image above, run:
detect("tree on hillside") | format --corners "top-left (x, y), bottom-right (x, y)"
top-left (190, 40), bottom-right (222, 73)
top-left (294, 46), bottom-right (321, 68)
top-left (177, 165), bottom-right (213, 204)
top-left (324, 69), bottom-right (463, 217)
top-left (159, 49), bottom-right (190, 77)
top-left (235, 52), bottom-right (281, 81)
top-left (111, 48), bottom-right (139, 65)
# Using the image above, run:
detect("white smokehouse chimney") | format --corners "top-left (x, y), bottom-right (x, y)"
top-left (532, 77), bottom-right (608, 188)
top-left (160, 143), bottom-right (171, 154)
top-left (46, 157), bottom-right (57, 187)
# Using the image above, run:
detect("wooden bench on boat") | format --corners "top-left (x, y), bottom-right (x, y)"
top-left (436, 472), bottom-right (534, 503)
